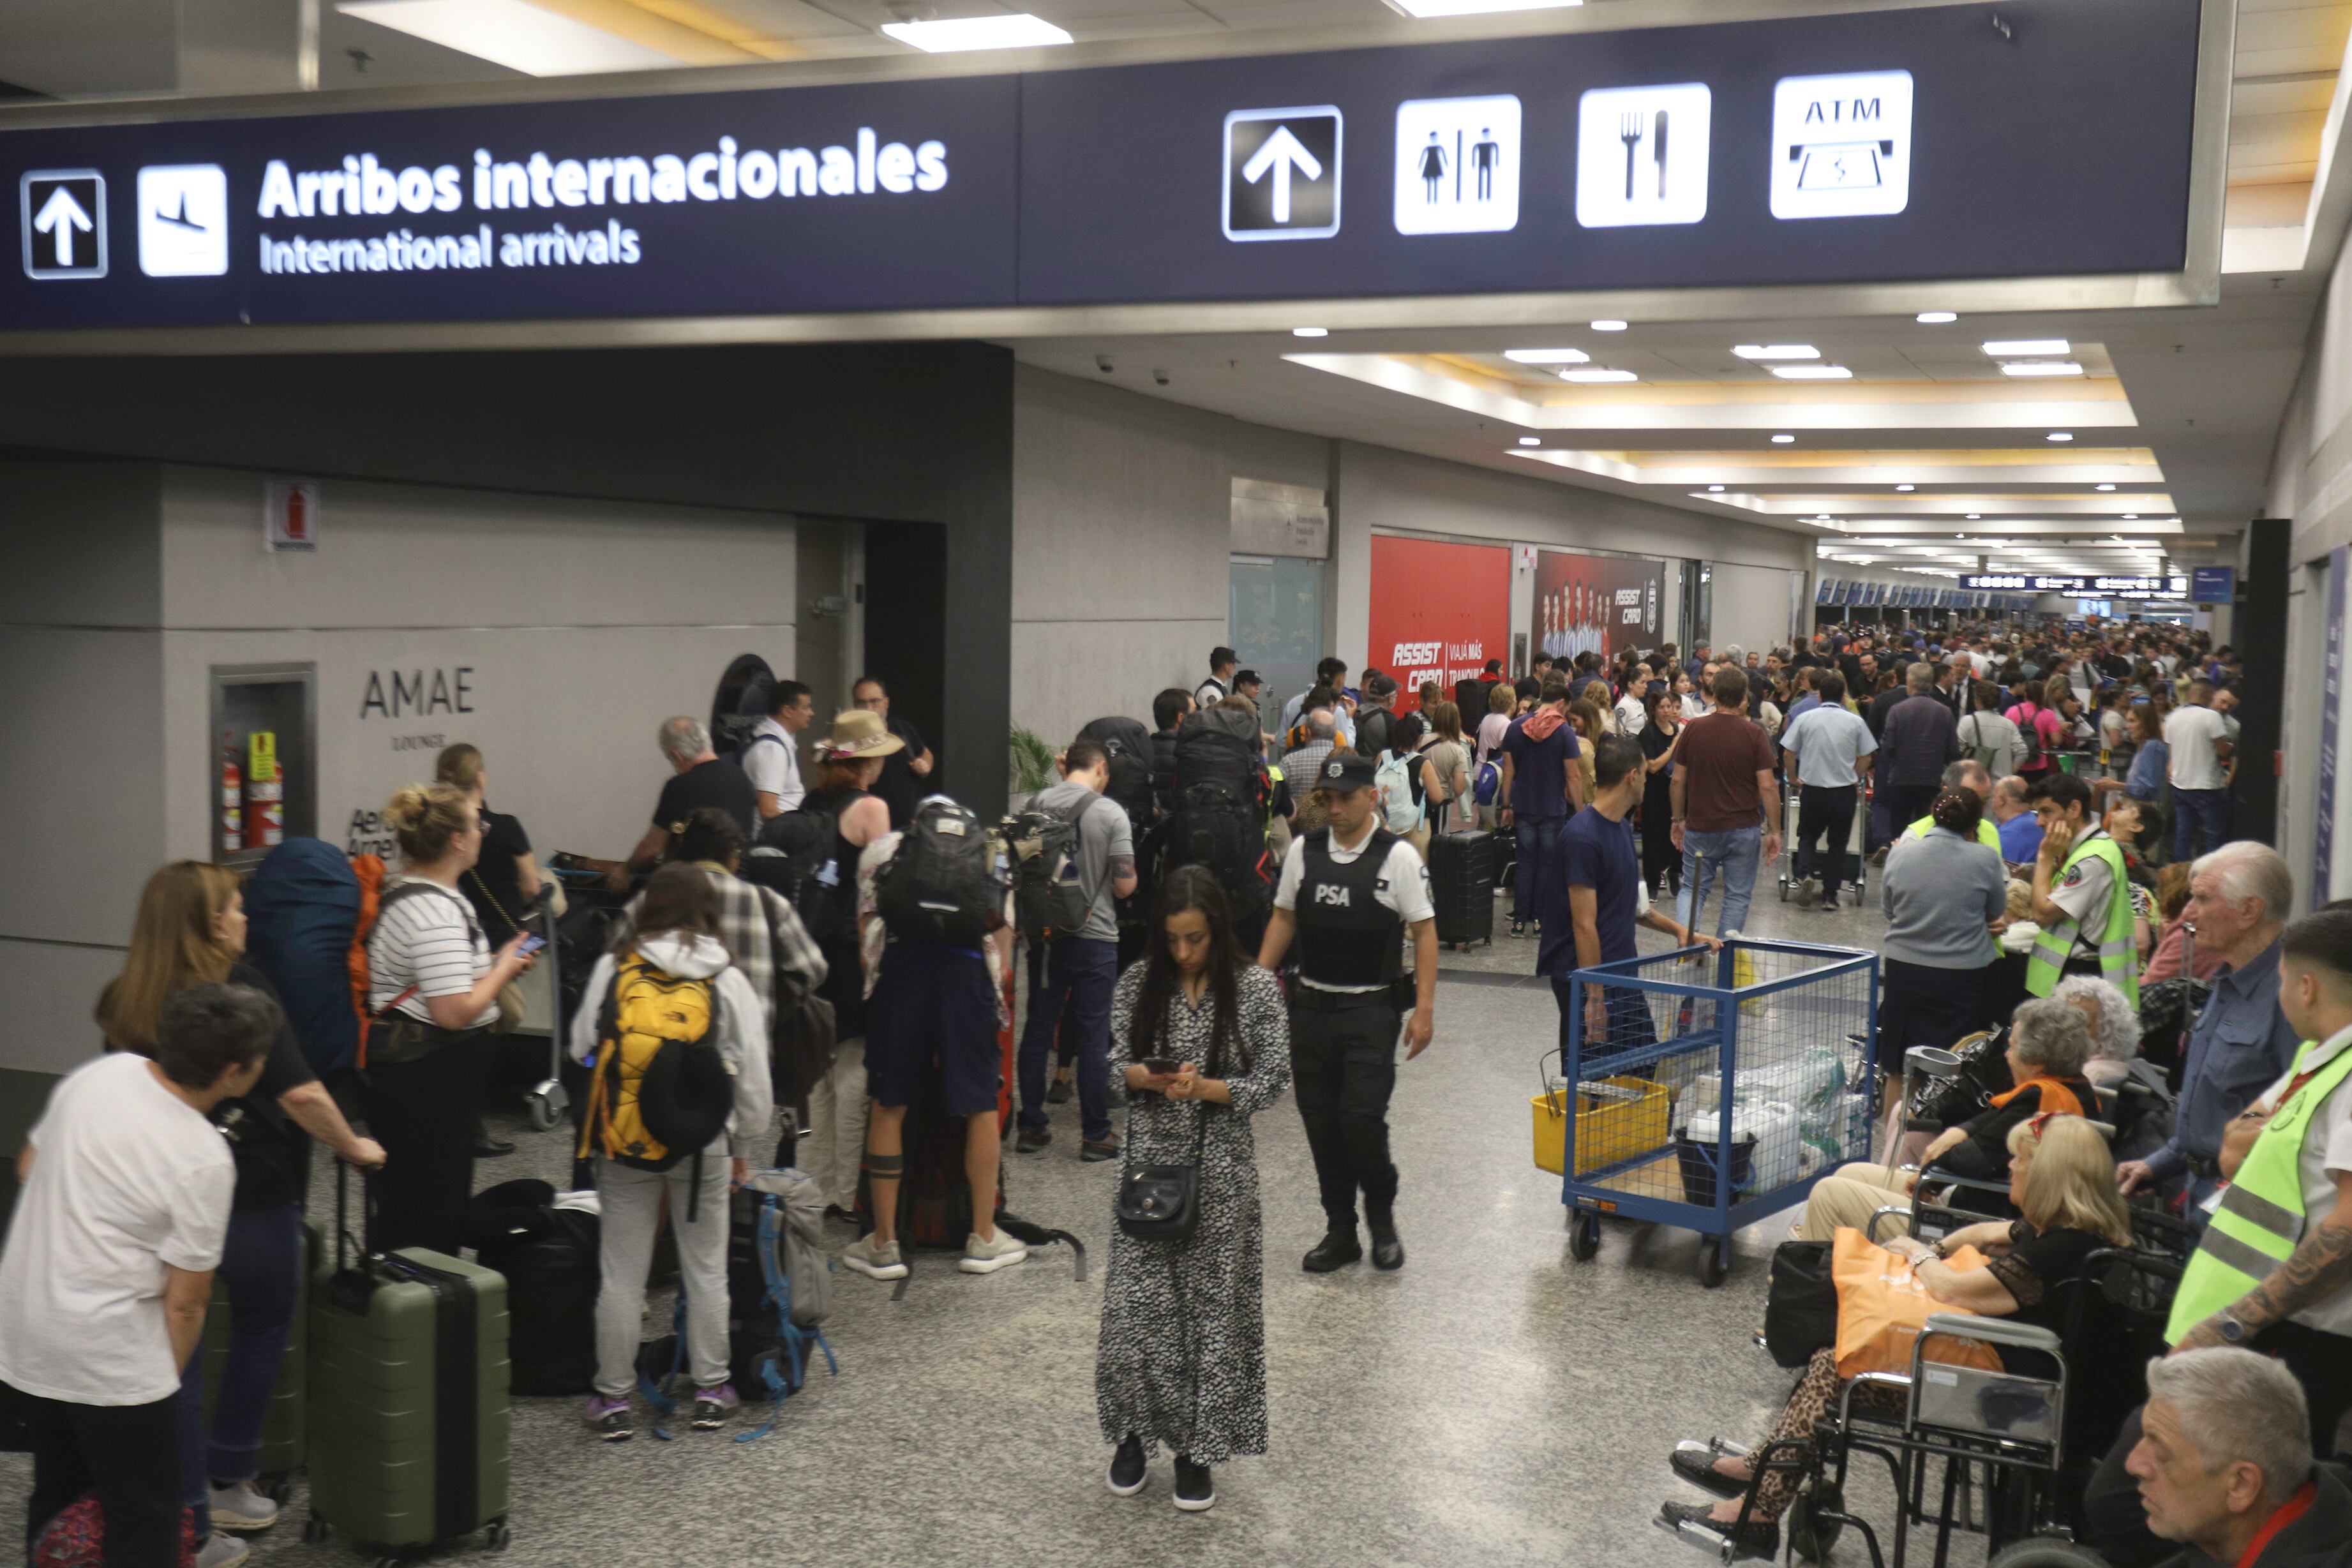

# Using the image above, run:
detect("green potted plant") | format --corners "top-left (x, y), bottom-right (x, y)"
top-left (1007, 726), bottom-right (1057, 812)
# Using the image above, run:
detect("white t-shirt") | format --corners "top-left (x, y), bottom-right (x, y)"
top-left (1274, 821), bottom-right (1436, 992)
top-left (2246, 1026), bottom-right (2352, 1335)
top-left (0, 1053), bottom-right (234, 1404)
top-left (1615, 693), bottom-right (1646, 737)
top-left (370, 877), bottom-right (496, 1027)
top-left (1957, 710), bottom-right (2023, 780)
top-left (2165, 705), bottom-right (2231, 791)
top-left (741, 716), bottom-right (805, 812)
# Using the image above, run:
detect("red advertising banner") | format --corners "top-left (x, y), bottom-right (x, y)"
top-left (1367, 535), bottom-right (1510, 712)
top-left (1533, 549), bottom-right (1666, 666)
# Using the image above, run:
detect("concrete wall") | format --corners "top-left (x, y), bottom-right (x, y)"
top-left (0, 459), bottom-right (794, 1078)
top-left (1708, 560), bottom-right (1804, 659)
top-left (1332, 442), bottom-right (1811, 675)
top-left (1010, 366), bottom-right (1328, 746)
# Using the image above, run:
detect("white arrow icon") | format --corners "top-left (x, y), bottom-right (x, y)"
top-left (33, 185), bottom-right (93, 267)
top-left (1243, 126), bottom-right (1322, 223)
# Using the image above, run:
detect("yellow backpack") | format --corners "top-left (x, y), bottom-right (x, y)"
top-left (578, 953), bottom-right (733, 1184)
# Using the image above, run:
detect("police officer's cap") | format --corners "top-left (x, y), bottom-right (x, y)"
top-left (1317, 753), bottom-right (1379, 793)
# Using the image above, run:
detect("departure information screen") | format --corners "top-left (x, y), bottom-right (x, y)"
top-left (0, 0), bottom-right (2203, 331)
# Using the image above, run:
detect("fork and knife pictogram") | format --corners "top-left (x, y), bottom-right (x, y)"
top-left (1619, 109), bottom-right (1672, 200)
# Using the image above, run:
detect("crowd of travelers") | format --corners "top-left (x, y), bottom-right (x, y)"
top-left (8, 611), bottom-right (2345, 1564)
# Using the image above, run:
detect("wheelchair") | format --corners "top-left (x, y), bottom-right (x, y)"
top-left (1660, 1201), bottom-right (2185, 1567)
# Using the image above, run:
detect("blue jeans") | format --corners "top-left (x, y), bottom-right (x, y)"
top-left (1677, 824), bottom-right (1763, 936)
top-left (1017, 936), bottom-right (1117, 1143)
top-left (1513, 813), bottom-right (1564, 922)
top-left (177, 1202), bottom-right (302, 1526)
top-left (2173, 788), bottom-right (2229, 862)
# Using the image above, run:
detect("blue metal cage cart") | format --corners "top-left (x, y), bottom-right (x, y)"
top-left (1552, 937), bottom-right (1879, 1285)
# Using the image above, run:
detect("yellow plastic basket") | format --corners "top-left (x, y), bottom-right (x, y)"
top-left (1532, 1075), bottom-right (1672, 1177)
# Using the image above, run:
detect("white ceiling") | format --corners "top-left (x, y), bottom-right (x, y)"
top-left (1, 0), bottom-right (2341, 586)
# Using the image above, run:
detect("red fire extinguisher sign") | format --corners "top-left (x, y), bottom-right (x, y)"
top-left (264, 479), bottom-right (320, 552)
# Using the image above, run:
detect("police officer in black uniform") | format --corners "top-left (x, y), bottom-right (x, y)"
top-left (1257, 752), bottom-right (1438, 1273)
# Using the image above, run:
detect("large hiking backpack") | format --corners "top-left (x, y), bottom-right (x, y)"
top-left (1003, 796), bottom-right (1092, 945)
top-left (742, 796), bottom-right (853, 946)
top-left (1076, 715), bottom-right (1157, 836)
top-left (243, 837), bottom-right (363, 1078)
top-left (578, 955), bottom-right (733, 1202)
top-left (1167, 709), bottom-right (1272, 913)
top-left (875, 800), bottom-right (1000, 945)
top-left (731, 1167), bottom-right (833, 1332)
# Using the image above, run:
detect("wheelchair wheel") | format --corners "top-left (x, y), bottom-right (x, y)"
top-left (1987, 1537), bottom-right (2108, 1568)
top-left (1786, 1480), bottom-right (1845, 1563)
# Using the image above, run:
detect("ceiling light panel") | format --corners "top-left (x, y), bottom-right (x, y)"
top-left (336, 0), bottom-right (689, 74)
top-left (1560, 368), bottom-right (1638, 382)
top-left (1733, 345), bottom-right (1820, 361)
top-left (1382, 0), bottom-right (1584, 15)
top-left (1982, 339), bottom-right (2071, 357)
top-left (1504, 348), bottom-right (1589, 364)
top-left (1771, 365), bottom-right (1853, 380)
top-left (879, 13), bottom-right (1074, 51)
top-left (2002, 361), bottom-right (2085, 378)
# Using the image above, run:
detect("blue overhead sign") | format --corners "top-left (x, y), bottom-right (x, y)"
top-left (0, 0), bottom-right (2205, 334)
top-left (2190, 565), bottom-right (2236, 603)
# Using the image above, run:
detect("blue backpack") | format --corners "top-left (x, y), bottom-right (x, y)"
top-left (243, 837), bottom-right (361, 1077)
top-left (1472, 758), bottom-right (1502, 807)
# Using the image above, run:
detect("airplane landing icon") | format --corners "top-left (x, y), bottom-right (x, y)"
top-left (137, 163), bottom-right (228, 277)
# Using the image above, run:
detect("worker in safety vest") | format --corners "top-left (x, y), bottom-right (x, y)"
top-left (1898, 759), bottom-right (2001, 853)
top-left (2164, 906), bottom-right (2352, 1452)
top-left (2022, 771), bottom-right (2138, 1008)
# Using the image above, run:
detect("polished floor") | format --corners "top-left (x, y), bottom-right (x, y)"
top-left (4, 856), bottom-right (1974, 1568)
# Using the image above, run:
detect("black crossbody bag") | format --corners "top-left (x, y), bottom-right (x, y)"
top-left (1116, 1112), bottom-right (1205, 1243)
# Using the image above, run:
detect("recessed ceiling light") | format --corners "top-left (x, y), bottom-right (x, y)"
top-left (334, 0), bottom-right (690, 73)
top-left (1502, 347), bottom-right (1588, 364)
top-left (1895, 484), bottom-right (1915, 491)
top-left (879, 12), bottom-right (1074, 50)
top-left (1707, 484), bottom-right (1725, 492)
top-left (1590, 319), bottom-right (1628, 331)
top-left (2122, 514), bottom-right (2139, 521)
top-left (2047, 432), bottom-right (2074, 442)
top-left (1966, 513), bottom-right (1982, 520)
top-left (2096, 483), bottom-right (2116, 491)
top-left (1381, 0), bottom-right (1584, 17)
top-left (2002, 361), bottom-right (2085, 378)
top-left (1291, 326), bottom-right (1328, 338)
top-left (1772, 364), bottom-right (1853, 380)
top-left (1559, 368), bottom-right (1637, 382)
top-left (1517, 437), bottom-right (1541, 446)
top-left (1771, 433), bottom-right (1795, 444)
top-left (1816, 514), bottom-right (1832, 522)
top-left (1732, 345), bottom-right (1819, 361)
top-left (1916, 311), bottom-right (1958, 324)
top-left (1982, 339), bottom-right (2070, 357)
top-left (1955, 534), bottom-right (1965, 539)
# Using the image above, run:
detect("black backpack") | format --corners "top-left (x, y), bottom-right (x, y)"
top-left (744, 798), bottom-right (854, 948)
top-left (875, 800), bottom-right (1001, 945)
top-left (1165, 780), bottom-right (1270, 916)
top-left (1003, 797), bottom-right (1092, 945)
top-left (1076, 716), bottom-right (1157, 836)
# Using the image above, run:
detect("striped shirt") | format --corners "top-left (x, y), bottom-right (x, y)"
top-left (368, 879), bottom-right (495, 1027)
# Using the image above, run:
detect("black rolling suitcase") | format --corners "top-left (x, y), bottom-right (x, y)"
top-left (1428, 830), bottom-right (1498, 950)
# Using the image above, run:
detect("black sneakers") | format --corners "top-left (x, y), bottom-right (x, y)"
top-left (1173, 1456), bottom-right (1216, 1512)
top-left (1367, 1214), bottom-right (1405, 1271)
top-left (1108, 1435), bottom-right (1148, 1497)
top-left (1015, 1126), bottom-right (1051, 1154)
top-left (1302, 1228), bottom-right (1363, 1272)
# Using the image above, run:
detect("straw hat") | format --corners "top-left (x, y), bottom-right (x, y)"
top-left (818, 708), bottom-right (905, 759)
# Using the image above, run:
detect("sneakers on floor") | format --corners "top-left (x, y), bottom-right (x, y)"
top-left (1509, 918), bottom-right (1528, 938)
top-left (691, 1384), bottom-right (741, 1430)
top-left (1015, 1125), bottom-right (1052, 1154)
top-left (584, 1394), bottom-right (633, 1442)
top-left (206, 1481), bottom-right (278, 1533)
top-left (1173, 1456), bottom-right (1217, 1512)
top-left (1080, 1135), bottom-right (1122, 1163)
top-left (1047, 1074), bottom-right (1075, 1105)
top-left (194, 1533), bottom-right (250, 1568)
top-left (1108, 1435), bottom-right (1148, 1497)
top-left (1795, 877), bottom-right (1818, 910)
top-left (960, 1229), bottom-right (1030, 1274)
top-left (841, 1234), bottom-right (909, 1280)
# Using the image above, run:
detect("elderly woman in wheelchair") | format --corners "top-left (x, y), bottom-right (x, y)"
top-left (1793, 999), bottom-right (2102, 1243)
top-left (1660, 1113), bottom-right (2134, 1558)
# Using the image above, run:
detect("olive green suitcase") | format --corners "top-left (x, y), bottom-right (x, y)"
top-left (198, 1223), bottom-right (319, 1502)
top-left (302, 1171), bottom-right (513, 1560)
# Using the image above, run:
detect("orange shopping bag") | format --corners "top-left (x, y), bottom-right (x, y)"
top-left (1830, 1228), bottom-right (2005, 1380)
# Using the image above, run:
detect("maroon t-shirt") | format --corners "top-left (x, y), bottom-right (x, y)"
top-left (1677, 713), bottom-right (1777, 832)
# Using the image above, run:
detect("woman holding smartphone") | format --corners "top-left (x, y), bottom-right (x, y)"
top-left (1096, 867), bottom-right (1292, 1514)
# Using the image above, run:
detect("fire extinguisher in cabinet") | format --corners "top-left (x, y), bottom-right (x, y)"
top-left (220, 733), bottom-right (243, 852)
top-left (245, 731), bottom-right (284, 850)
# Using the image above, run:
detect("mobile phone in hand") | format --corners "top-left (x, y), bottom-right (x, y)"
top-left (1139, 1057), bottom-right (1181, 1076)
top-left (514, 934), bottom-right (547, 957)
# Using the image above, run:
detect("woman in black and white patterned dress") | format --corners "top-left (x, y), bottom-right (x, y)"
top-left (1097, 866), bottom-right (1291, 1514)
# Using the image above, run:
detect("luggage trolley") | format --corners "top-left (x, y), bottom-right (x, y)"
top-left (1547, 939), bottom-right (1878, 1285)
